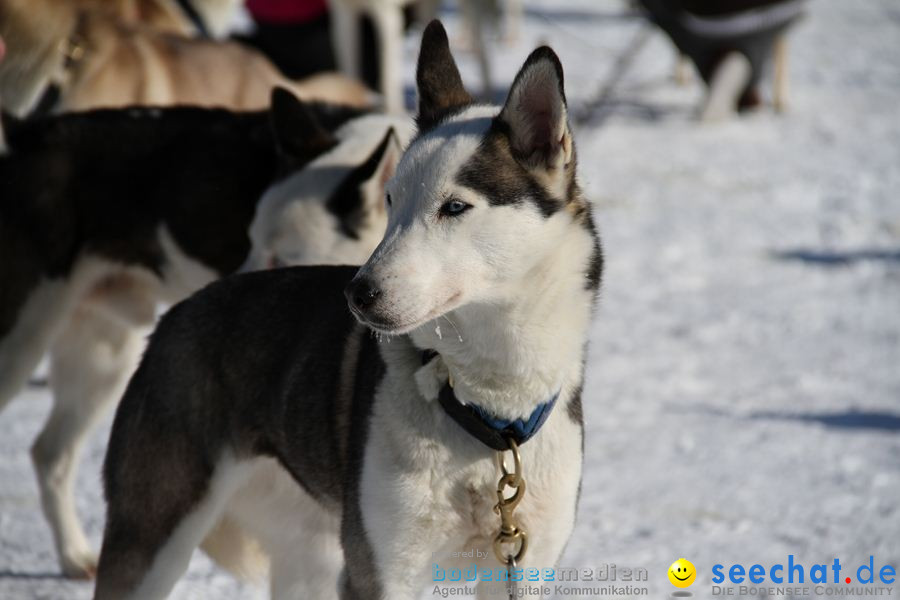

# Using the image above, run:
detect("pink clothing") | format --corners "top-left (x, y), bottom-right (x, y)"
top-left (246, 0), bottom-right (328, 23)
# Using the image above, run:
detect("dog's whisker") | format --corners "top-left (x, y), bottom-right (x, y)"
top-left (442, 315), bottom-right (464, 343)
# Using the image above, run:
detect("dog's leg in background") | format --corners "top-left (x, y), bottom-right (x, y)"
top-left (0, 280), bottom-right (84, 418)
top-left (460, 0), bottom-right (492, 99)
top-left (31, 305), bottom-right (145, 579)
top-left (773, 36), bottom-right (789, 112)
top-left (699, 51), bottom-right (751, 122)
top-left (0, 256), bottom-right (120, 417)
top-left (331, 2), bottom-right (361, 81)
top-left (504, 0), bottom-right (522, 43)
top-left (371, 6), bottom-right (405, 112)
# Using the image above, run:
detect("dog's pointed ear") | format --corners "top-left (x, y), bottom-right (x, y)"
top-left (328, 127), bottom-right (402, 229)
top-left (499, 47), bottom-right (572, 172)
top-left (269, 87), bottom-right (337, 163)
top-left (416, 20), bottom-right (472, 131)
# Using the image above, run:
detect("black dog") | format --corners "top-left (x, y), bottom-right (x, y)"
top-left (0, 89), bottom-right (388, 578)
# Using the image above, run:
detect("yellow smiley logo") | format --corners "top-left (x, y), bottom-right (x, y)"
top-left (668, 558), bottom-right (697, 587)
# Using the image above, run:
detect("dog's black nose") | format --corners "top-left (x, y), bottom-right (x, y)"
top-left (344, 276), bottom-right (381, 312)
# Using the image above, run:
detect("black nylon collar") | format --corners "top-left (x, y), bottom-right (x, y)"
top-left (423, 350), bottom-right (559, 451)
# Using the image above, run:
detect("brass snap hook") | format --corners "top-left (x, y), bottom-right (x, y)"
top-left (492, 438), bottom-right (527, 566)
top-left (495, 473), bottom-right (525, 524)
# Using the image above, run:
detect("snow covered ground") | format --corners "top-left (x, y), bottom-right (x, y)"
top-left (2, 1), bottom-right (899, 598)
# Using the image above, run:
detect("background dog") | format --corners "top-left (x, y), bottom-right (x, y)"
top-left (0, 0), bottom-right (372, 116)
top-left (638, 0), bottom-right (807, 119)
top-left (93, 20), bottom-right (601, 599)
top-left (0, 0), bottom-right (194, 114)
top-left (0, 91), bottom-right (403, 578)
top-left (245, 112), bottom-right (414, 270)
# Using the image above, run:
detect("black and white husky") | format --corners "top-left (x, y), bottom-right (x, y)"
top-left (94, 21), bottom-right (603, 600)
top-left (0, 91), bottom-right (408, 579)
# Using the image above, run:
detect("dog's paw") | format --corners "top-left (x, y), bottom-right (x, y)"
top-left (60, 549), bottom-right (98, 580)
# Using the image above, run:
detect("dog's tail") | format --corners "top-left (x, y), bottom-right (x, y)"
top-left (200, 515), bottom-right (270, 581)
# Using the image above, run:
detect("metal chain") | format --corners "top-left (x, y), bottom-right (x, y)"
top-left (506, 555), bottom-right (518, 600)
top-left (494, 438), bottom-right (527, 600)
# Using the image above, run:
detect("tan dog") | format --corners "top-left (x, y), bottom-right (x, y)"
top-left (0, 0), bottom-right (373, 116)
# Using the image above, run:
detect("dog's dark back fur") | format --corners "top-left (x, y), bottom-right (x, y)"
top-left (0, 101), bottom-right (362, 337)
top-left (97, 266), bottom-right (384, 595)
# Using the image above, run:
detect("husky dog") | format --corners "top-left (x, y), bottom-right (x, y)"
top-left (0, 0), bottom-right (372, 117)
top-left (0, 91), bottom-right (402, 579)
top-left (94, 21), bottom-right (602, 600)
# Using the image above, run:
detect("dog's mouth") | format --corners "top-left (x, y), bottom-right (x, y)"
top-left (350, 292), bottom-right (463, 336)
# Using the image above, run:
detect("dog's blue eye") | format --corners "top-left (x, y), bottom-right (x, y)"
top-left (440, 199), bottom-right (471, 217)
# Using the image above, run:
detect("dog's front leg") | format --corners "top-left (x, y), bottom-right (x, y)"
top-left (342, 487), bottom-right (455, 599)
top-left (341, 431), bottom-right (459, 599)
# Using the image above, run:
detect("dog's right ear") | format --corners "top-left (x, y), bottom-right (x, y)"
top-left (415, 20), bottom-right (472, 131)
top-left (269, 87), bottom-right (337, 165)
top-left (498, 47), bottom-right (572, 173)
